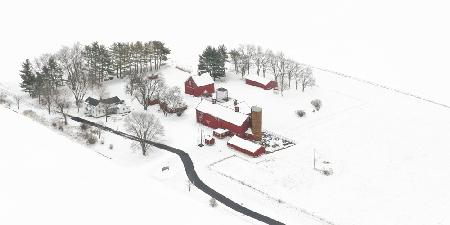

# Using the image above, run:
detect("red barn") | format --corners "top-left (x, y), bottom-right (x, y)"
top-left (227, 135), bottom-right (265, 157)
top-left (245, 75), bottom-right (277, 90)
top-left (196, 100), bottom-right (250, 135)
top-left (185, 74), bottom-right (215, 97)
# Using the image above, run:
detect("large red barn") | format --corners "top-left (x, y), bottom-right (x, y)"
top-left (196, 100), bottom-right (250, 135)
top-left (185, 74), bottom-right (215, 97)
top-left (245, 75), bottom-right (277, 90)
top-left (227, 135), bottom-right (265, 157)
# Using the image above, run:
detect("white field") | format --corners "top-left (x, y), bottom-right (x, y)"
top-left (2, 61), bottom-right (450, 225)
top-left (0, 106), bottom-right (252, 225)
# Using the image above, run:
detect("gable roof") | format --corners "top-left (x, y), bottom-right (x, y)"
top-left (228, 135), bottom-right (262, 153)
top-left (85, 96), bottom-right (123, 106)
top-left (190, 74), bottom-right (214, 87)
top-left (85, 97), bottom-right (100, 106)
top-left (196, 100), bottom-right (249, 126)
top-left (221, 100), bottom-right (251, 115)
top-left (245, 75), bottom-right (273, 86)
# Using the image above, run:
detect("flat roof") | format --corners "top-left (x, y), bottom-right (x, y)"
top-left (228, 135), bottom-right (262, 153)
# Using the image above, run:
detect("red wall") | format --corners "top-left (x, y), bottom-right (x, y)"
top-left (227, 142), bottom-right (265, 157)
top-left (185, 77), bottom-right (215, 97)
top-left (245, 79), bottom-right (276, 90)
top-left (196, 110), bottom-right (250, 134)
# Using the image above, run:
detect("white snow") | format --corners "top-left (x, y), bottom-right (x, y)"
top-left (190, 74), bottom-right (214, 87)
top-left (221, 100), bottom-right (252, 115)
top-left (0, 107), bottom-right (249, 225)
top-left (196, 100), bottom-right (249, 126)
top-left (245, 75), bottom-right (273, 86)
top-left (213, 128), bottom-right (229, 135)
top-left (227, 135), bottom-right (262, 154)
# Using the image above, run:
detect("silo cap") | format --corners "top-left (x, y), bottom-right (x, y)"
top-left (251, 106), bottom-right (262, 112)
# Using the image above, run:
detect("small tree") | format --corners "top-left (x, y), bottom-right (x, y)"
top-left (13, 95), bottom-right (23, 110)
top-left (295, 110), bottom-right (306, 117)
top-left (125, 112), bottom-right (164, 156)
top-left (311, 99), bottom-right (322, 111)
top-left (53, 89), bottom-right (71, 125)
top-left (159, 86), bottom-right (186, 116)
top-left (209, 198), bottom-right (218, 207)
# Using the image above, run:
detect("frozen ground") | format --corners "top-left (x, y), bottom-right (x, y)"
top-left (1, 61), bottom-right (449, 225)
top-left (0, 106), bottom-right (251, 225)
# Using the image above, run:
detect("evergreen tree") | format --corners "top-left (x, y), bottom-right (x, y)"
top-left (19, 59), bottom-right (36, 96)
top-left (198, 45), bottom-right (226, 80)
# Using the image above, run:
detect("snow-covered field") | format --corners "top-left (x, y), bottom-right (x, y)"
top-left (2, 61), bottom-right (450, 225)
top-left (0, 106), bottom-right (252, 225)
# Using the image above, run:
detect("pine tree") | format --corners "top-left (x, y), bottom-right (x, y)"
top-left (19, 59), bottom-right (36, 96)
top-left (198, 46), bottom-right (226, 80)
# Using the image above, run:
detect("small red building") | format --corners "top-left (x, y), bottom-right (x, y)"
top-left (227, 135), bottom-right (265, 157)
top-left (185, 74), bottom-right (215, 97)
top-left (245, 75), bottom-right (277, 90)
top-left (205, 135), bottom-right (215, 146)
top-left (196, 100), bottom-right (250, 135)
top-left (213, 128), bottom-right (230, 139)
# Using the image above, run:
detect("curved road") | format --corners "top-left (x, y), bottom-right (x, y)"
top-left (69, 116), bottom-right (284, 225)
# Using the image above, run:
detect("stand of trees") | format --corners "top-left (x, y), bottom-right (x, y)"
top-left (18, 40), bottom-right (171, 116)
top-left (228, 44), bottom-right (316, 94)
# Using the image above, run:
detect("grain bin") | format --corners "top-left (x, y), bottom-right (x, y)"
top-left (251, 106), bottom-right (262, 141)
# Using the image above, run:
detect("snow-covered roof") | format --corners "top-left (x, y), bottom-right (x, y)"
top-left (196, 100), bottom-right (249, 126)
top-left (205, 135), bottom-right (214, 141)
top-left (228, 135), bottom-right (262, 153)
top-left (190, 74), bottom-right (214, 87)
top-left (213, 128), bottom-right (229, 134)
top-left (221, 101), bottom-right (252, 115)
top-left (245, 75), bottom-right (273, 86)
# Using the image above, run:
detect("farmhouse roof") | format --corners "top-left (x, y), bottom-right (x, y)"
top-left (196, 100), bottom-right (249, 126)
top-left (228, 135), bottom-right (262, 153)
top-left (85, 96), bottom-right (123, 106)
top-left (191, 74), bottom-right (214, 86)
top-left (85, 97), bottom-right (100, 106)
top-left (246, 75), bottom-right (272, 86)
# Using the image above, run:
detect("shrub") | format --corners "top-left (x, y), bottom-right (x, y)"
top-left (87, 134), bottom-right (97, 145)
top-left (58, 125), bottom-right (64, 131)
top-left (109, 144), bottom-right (114, 150)
top-left (311, 99), bottom-right (322, 111)
top-left (209, 198), bottom-right (218, 208)
top-left (295, 110), bottom-right (306, 117)
top-left (52, 122), bottom-right (58, 128)
top-left (80, 123), bottom-right (90, 131)
top-left (23, 110), bottom-right (36, 117)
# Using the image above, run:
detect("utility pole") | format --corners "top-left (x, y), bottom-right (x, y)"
top-left (313, 149), bottom-right (316, 170)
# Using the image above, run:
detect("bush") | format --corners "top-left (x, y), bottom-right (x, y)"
top-left (295, 110), bottom-right (306, 117)
top-left (87, 134), bottom-right (97, 145)
top-left (109, 144), bottom-right (114, 150)
top-left (52, 122), bottom-right (58, 128)
top-left (209, 198), bottom-right (218, 208)
top-left (80, 123), bottom-right (90, 131)
top-left (311, 99), bottom-right (322, 111)
top-left (58, 125), bottom-right (64, 131)
top-left (23, 110), bottom-right (36, 117)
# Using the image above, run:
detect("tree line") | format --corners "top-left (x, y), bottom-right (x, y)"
top-left (19, 41), bottom-right (171, 112)
top-left (198, 44), bottom-right (315, 95)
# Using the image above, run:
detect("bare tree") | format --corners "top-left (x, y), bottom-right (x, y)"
top-left (253, 46), bottom-right (263, 76)
top-left (125, 112), bottom-right (164, 156)
top-left (52, 89), bottom-right (71, 125)
top-left (260, 49), bottom-right (272, 77)
top-left (238, 44), bottom-right (256, 75)
top-left (159, 86), bottom-right (186, 116)
top-left (13, 95), bottom-right (23, 110)
top-left (299, 66), bottom-right (315, 92)
top-left (275, 52), bottom-right (288, 96)
top-left (285, 59), bottom-right (299, 88)
top-left (132, 75), bottom-right (166, 110)
top-left (57, 43), bottom-right (89, 112)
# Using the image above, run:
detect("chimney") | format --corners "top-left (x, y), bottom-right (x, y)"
top-left (235, 106), bottom-right (239, 112)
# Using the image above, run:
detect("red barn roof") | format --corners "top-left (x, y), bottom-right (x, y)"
top-left (189, 74), bottom-right (214, 87)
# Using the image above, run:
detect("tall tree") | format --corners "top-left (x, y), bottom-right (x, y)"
top-left (125, 112), bottom-right (164, 156)
top-left (57, 43), bottom-right (89, 112)
top-left (198, 45), bottom-right (226, 80)
top-left (131, 75), bottom-right (166, 110)
top-left (229, 49), bottom-right (240, 73)
top-left (19, 59), bottom-right (36, 96)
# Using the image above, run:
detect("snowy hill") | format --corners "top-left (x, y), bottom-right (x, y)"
top-left (0, 107), bottom-right (249, 225)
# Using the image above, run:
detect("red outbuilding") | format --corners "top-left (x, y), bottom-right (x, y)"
top-left (185, 74), bottom-right (215, 97)
top-left (196, 100), bottom-right (250, 135)
top-left (227, 135), bottom-right (265, 157)
top-left (245, 75), bottom-right (277, 90)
